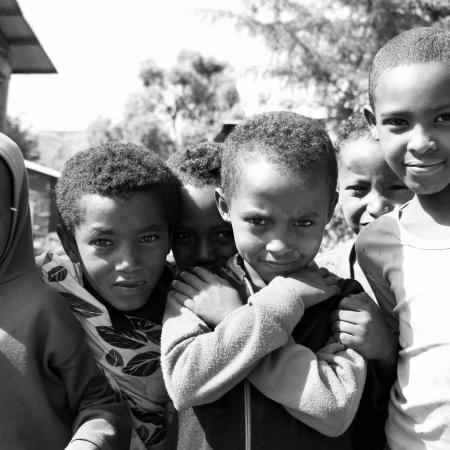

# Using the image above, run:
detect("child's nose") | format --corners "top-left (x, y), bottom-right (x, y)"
top-left (266, 238), bottom-right (292, 255)
top-left (196, 239), bottom-right (214, 262)
top-left (116, 246), bottom-right (142, 272)
top-left (366, 191), bottom-right (391, 218)
top-left (408, 125), bottom-right (436, 154)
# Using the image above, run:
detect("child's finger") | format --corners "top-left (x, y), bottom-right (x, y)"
top-left (172, 291), bottom-right (196, 311)
top-left (338, 293), bottom-right (374, 311)
top-left (172, 279), bottom-right (199, 298)
top-left (330, 319), bottom-right (358, 336)
top-left (168, 290), bottom-right (189, 307)
top-left (334, 331), bottom-right (361, 349)
top-left (178, 271), bottom-right (206, 291)
top-left (192, 266), bottom-right (219, 283)
top-left (329, 308), bottom-right (363, 325)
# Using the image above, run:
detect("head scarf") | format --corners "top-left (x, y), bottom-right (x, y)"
top-left (0, 132), bottom-right (35, 284)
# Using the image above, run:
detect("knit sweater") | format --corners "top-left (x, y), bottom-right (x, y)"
top-left (162, 255), bottom-right (367, 449)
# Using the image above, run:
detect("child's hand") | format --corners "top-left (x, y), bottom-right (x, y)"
top-left (329, 293), bottom-right (397, 362)
top-left (287, 267), bottom-right (342, 308)
top-left (170, 266), bottom-right (243, 327)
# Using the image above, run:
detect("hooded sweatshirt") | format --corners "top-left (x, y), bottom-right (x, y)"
top-left (0, 133), bottom-right (131, 449)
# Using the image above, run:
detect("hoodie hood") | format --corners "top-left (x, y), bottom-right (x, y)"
top-left (0, 133), bottom-right (35, 284)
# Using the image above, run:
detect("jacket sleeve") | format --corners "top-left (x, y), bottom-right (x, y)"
top-left (161, 276), bottom-right (305, 410)
top-left (247, 337), bottom-right (366, 437)
top-left (42, 291), bottom-right (131, 450)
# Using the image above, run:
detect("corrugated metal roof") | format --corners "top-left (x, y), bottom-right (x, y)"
top-left (25, 159), bottom-right (60, 178)
top-left (0, 0), bottom-right (56, 73)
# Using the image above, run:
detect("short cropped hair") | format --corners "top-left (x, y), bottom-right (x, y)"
top-left (335, 115), bottom-right (375, 155)
top-left (222, 111), bottom-right (337, 199)
top-left (56, 142), bottom-right (181, 233)
top-left (167, 142), bottom-right (222, 187)
top-left (369, 27), bottom-right (450, 109)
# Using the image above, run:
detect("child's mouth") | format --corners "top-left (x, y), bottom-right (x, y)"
top-left (113, 280), bottom-right (146, 289)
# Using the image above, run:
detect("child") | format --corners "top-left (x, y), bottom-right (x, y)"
top-left (167, 142), bottom-right (236, 271)
top-left (354, 27), bottom-right (450, 449)
top-left (162, 112), bottom-right (370, 449)
top-left (0, 133), bottom-right (130, 449)
top-left (37, 143), bottom-right (181, 450)
top-left (317, 116), bottom-right (413, 296)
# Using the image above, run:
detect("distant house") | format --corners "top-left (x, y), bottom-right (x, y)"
top-left (25, 160), bottom-right (60, 236)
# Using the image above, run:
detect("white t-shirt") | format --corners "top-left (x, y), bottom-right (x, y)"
top-left (356, 208), bottom-right (450, 450)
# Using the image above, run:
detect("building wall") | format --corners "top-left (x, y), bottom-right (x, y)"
top-left (27, 169), bottom-right (58, 236)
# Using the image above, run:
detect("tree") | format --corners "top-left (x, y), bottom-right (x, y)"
top-left (211, 0), bottom-right (450, 123)
top-left (86, 50), bottom-right (242, 159)
top-left (5, 116), bottom-right (39, 161)
top-left (135, 50), bottom-right (242, 148)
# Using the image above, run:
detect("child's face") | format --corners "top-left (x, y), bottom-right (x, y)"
top-left (218, 158), bottom-right (335, 284)
top-left (67, 190), bottom-right (170, 311)
top-left (370, 62), bottom-right (450, 196)
top-left (338, 137), bottom-right (413, 234)
top-left (172, 184), bottom-right (236, 271)
top-left (0, 159), bottom-right (12, 257)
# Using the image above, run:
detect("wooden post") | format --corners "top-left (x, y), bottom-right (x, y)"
top-left (0, 32), bottom-right (11, 133)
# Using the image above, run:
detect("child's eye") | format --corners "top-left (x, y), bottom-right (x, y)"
top-left (293, 219), bottom-right (313, 227)
top-left (345, 185), bottom-right (367, 196)
top-left (214, 229), bottom-right (234, 243)
top-left (382, 117), bottom-right (408, 127)
top-left (248, 218), bottom-right (267, 226)
top-left (91, 239), bottom-right (113, 249)
top-left (436, 113), bottom-right (450, 123)
top-left (140, 234), bottom-right (158, 243)
top-left (390, 184), bottom-right (410, 192)
top-left (174, 231), bottom-right (192, 242)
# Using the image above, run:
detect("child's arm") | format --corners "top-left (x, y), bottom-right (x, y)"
top-left (161, 277), bottom-right (303, 410)
top-left (161, 268), bottom-right (341, 410)
top-left (246, 305), bottom-right (366, 437)
top-left (43, 291), bottom-right (131, 449)
top-left (352, 226), bottom-right (400, 386)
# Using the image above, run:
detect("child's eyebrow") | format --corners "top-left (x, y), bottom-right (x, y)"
top-left (379, 110), bottom-right (410, 118)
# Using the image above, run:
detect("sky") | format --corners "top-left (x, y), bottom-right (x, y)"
top-left (8, 0), bottom-right (271, 132)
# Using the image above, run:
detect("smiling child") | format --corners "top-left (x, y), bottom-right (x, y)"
top-left (37, 142), bottom-right (181, 450)
top-left (355, 27), bottom-right (450, 449)
top-left (317, 116), bottom-right (413, 295)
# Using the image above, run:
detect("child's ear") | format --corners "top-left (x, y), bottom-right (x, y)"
top-left (327, 191), bottom-right (339, 222)
top-left (215, 188), bottom-right (231, 222)
top-left (57, 224), bottom-right (80, 264)
top-left (363, 105), bottom-right (379, 141)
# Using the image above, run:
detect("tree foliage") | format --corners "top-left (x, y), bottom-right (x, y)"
top-left (87, 50), bottom-right (242, 158)
top-left (212, 0), bottom-right (450, 123)
top-left (5, 116), bottom-right (39, 161)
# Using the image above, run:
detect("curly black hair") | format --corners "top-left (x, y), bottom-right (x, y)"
top-left (335, 115), bottom-right (375, 153)
top-left (221, 111), bottom-right (337, 199)
top-left (56, 142), bottom-right (181, 233)
top-left (167, 142), bottom-right (222, 188)
top-left (369, 27), bottom-right (450, 109)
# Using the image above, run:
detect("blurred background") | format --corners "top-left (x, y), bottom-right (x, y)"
top-left (1, 0), bottom-right (449, 254)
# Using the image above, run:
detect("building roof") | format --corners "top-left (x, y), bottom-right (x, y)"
top-left (0, 0), bottom-right (56, 73)
top-left (25, 159), bottom-right (60, 178)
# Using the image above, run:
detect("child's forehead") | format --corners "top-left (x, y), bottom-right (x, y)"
top-left (374, 61), bottom-right (450, 107)
top-left (76, 190), bottom-right (167, 225)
